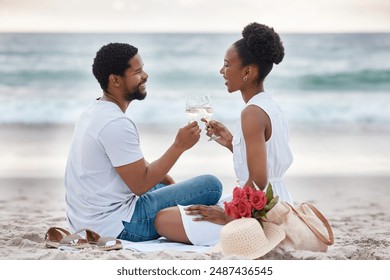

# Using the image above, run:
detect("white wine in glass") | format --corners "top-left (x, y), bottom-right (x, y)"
top-left (197, 95), bottom-right (221, 141)
top-left (185, 95), bottom-right (200, 122)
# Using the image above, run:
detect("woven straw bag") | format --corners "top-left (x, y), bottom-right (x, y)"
top-left (265, 201), bottom-right (334, 252)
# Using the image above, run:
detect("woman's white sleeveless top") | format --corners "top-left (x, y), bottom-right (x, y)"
top-left (233, 92), bottom-right (293, 203)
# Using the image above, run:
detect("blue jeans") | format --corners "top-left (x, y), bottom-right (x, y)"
top-left (117, 174), bottom-right (222, 242)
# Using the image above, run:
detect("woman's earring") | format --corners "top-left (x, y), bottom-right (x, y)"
top-left (243, 76), bottom-right (248, 82)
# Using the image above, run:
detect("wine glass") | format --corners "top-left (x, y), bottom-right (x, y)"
top-left (197, 95), bottom-right (221, 141)
top-left (185, 95), bottom-right (200, 122)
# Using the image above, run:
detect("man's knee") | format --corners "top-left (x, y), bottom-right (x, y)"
top-left (200, 174), bottom-right (223, 202)
top-left (202, 174), bottom-right (223, 193)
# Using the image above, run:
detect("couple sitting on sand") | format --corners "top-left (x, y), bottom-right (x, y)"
top-left (63, 22), bottom-right (294, 254)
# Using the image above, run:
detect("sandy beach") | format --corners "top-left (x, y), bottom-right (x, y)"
top-left (0, 123), bottom-right (390, 260)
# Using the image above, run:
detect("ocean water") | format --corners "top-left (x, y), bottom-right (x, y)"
top-left (0, 32), bottom-right (389, 128)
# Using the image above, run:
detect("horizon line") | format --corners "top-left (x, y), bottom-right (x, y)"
top-left (1, 30), bottom-right (390, 35)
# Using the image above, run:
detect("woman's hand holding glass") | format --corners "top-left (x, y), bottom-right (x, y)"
top-left (201, 118), bottom-right (233, 151)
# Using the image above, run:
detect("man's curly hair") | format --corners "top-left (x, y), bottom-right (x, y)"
top-left (92, 43), bottom-right (138, 91)
top-left (234, 22), bottom-right (284, 83)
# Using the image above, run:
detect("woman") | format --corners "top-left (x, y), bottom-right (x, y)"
top-left (154, 22), bottom-right (293, 245)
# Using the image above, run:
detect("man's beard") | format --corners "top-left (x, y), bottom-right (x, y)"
top-left (124, 86), bottom-right (147, 101)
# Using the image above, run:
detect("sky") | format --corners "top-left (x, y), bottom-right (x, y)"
top-left (0, 0), bottom-right (389, 33)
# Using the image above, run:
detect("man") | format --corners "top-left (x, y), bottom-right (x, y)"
top-left (64, 43), bottom-right (222, 242)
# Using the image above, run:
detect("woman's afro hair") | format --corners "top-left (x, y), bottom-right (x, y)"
top-left (242, 22), bottom-right (284, 65)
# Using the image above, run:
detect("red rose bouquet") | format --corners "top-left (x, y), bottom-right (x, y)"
top-left (224, 182), bottom-right (279, 227)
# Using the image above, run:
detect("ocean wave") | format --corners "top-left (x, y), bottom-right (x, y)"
top-left (0, 70), bottom-right (91, 88)
top-left (295, 69), bottom-right (390, 91)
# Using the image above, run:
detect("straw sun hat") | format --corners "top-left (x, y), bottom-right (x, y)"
top-left (210, 218), bottom-right (285, 259)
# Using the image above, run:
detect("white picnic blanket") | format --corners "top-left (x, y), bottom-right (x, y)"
top-left (120, 238), bottom-right (211, 253)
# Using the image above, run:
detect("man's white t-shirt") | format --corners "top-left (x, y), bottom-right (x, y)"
top-left (65, 99), bottom-right (144, 237)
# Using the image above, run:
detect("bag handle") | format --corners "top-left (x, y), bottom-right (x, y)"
top-left (285, 202), bottom-right (334, 246)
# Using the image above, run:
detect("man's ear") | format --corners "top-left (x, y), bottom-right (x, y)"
top-left (109, 74), bottom-right (120, 87)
